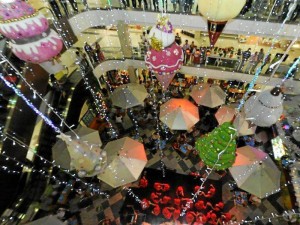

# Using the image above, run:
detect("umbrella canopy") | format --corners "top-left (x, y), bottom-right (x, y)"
top-left (111, 83), bottom-right (148, 109)
top-left (52, 126), bottom-right (102, 170)
top-left (97, 137), bottom-right (147, 188)
top-left (159, 98), bottom-right (199, 130)
top-left (229, 146), bottom-right (281, 198)
top-left (25, 215), bottom-right (65, 225)
top-left (190, 83), bottom-right (226, 108)
top-left (215, 106), bottom-right (256, 136)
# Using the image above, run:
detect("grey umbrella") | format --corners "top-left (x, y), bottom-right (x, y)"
top-left (52, 126), bottom-right (102, 169)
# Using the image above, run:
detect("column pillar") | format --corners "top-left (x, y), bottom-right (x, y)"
top-left (128, 66), bottom-right (137, 83)
top-left (117, 21), bottom-right (133, 59)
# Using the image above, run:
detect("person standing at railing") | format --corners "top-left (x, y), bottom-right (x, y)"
top-left (252, 48), bottom-right (264, 73)
top-left (171, 0), bottom-right (178, 12)
top-left (84, 42), bottom-right (94, 65)
top-left (236, 48), bottom-right (251, 72)
top-left (153, 0), bottom-right (159, 11)
top-left (138, 0), bottom-right (148, 9)
top-left (244, 51), bottom-right (258, 74)
top-left (132, 0), bottom-right (137, 8)
top-left (182, 39), bottom-right (190, 64)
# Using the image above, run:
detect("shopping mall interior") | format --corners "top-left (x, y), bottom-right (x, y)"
top-left (0, 0), bottom-right (300, 224)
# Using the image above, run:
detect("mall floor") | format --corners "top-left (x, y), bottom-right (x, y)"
top-left (36, 26), bottom-right (299, 225)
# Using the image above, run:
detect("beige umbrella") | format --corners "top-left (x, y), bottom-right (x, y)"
top-left (229, 146), bottom-right (281, 198)
top-left (190, 83), bottom-right (226, 108)
top-left (111, 83), bottom-right (149, 109)
top-left (215, 106), bottom-right (256, 136)
top-left (52, 126), bottom-right (102, 170)
top-left (97, 137), bottom-right (147, 188)
top-left (159, 98), bottom-right (199, 130)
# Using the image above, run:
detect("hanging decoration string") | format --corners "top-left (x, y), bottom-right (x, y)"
top-left (181, 133), bottom-right (236, 216)
top-left (262, 36), bottom-right (299, 87)
top-left (1, 131), bottom-right (109, 198)
top-left (0, 53), bottom-right (79, 138)
top-left (0, 74), bottom-right (61, 133)
top-left (237, 0), bottom-right (298, 111)
top-left (281, 57), bottom-right (300, 84)
top-left (78, 68), bottom-right (118, 139)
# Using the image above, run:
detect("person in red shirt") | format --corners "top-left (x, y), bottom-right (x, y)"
top-left (213, 202), bottom-right (224, 212)
top-left (221, 212), bottom-right (233, 223)
top-left (176, 186), bottom-right (184, 198)
top-left (139, 172), bottom-right (148, 188)
top-left (160, 196), bottom-right (171, 205)
top-left (174, 198), bottom-right (181, 207)
top-left (200, 184), bottom-right (216, 198)
top-left (161, 183), bottom-right (170, 192)
top-left (140, 198), bottom-right (150, 210)
top-left (162, 207), bottom-right (172, 219)
top-left (195, 200), bottom-right (210, 211)
top-left (173, 208), bottom-right (180, 220)
top-left (150, 192), bottom-right (160, 204)
top-left (154, 182), bottom-right (162, 192)
top-left (196, 212), bottom-right (207, 224)
top-left (186, 211), bottom-right (195, 224)
top-left (152, 204), bottom-right (161, 216)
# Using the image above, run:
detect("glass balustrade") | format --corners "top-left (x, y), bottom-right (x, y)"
top-left (38, 0), bottom-right (300, 25)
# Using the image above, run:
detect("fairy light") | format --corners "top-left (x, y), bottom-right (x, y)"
top-left (0, 53), bottom-right (80, 138)
top-left (281, 57), bottom-right (300, 84)
top-left (237, 1), bottom-right (298, 111)
top-left (78, 67), bottom-right (118, 139)
top-left (181, 133), bottom-right (236, 216)
top-left (123, 186), bottom-right (147, 208)
top-left (0, 74), bottom-right (61, 133)
top-left (0, 131), bottom-right (109, 198)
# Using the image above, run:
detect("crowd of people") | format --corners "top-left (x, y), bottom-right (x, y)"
top-left (137, 174), bottom-right (235, 224)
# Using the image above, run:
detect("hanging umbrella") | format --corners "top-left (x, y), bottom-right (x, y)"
top-left (111, 83), bottom-right (148, 109)
top-left (229, 146), bottom-right (281, 198)
top-left (97, 137), bottom-right (147, 188)
top-left (215, 106), bottom-right (256, 136)
top-left (52, 126), bottom-right (102, 170)
top-left (159, 98), bottom-right (199, 130)
top-left (190, 83), bottom-right (226, 108)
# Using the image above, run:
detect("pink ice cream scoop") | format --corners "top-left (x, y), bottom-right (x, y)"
top-left (0, 0), bottom-right (63, 63)
top-left (145, 42), bottom-right (183, 75)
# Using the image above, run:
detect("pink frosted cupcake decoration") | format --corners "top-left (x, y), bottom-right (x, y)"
top-left (0, 0), bottom-right (63, 63)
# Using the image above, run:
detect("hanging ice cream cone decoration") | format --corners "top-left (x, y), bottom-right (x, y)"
top-left (145, 15), bottom-right (183, 90)
top-left (0, 0), bottom-right (63, 73)
top-left (156, 73), bottom-right (176, 90)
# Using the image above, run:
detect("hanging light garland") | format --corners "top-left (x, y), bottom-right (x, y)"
top-left (0, 53), bottom-right (79, 138)
top-left (0, 131), bottom-right (109, 198)
top-left (78, 67), bottom-right (118, 139)
top-left (237, 0), bottom-right (298, 111)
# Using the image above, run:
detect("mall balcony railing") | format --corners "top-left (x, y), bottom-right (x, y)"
top-left (95, 46), bottom-right (300, 81)
top-left (47, 0), bottom-right (300, 25)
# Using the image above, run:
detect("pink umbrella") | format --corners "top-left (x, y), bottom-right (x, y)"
top-left (159, 98), bottom-right (199, 130)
